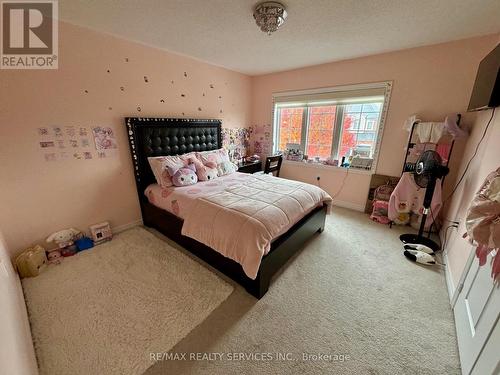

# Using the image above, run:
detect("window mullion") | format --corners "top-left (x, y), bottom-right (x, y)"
top-left (300, 106), bottom-right (309, 154)
top-left (331, 106), bottom-right (344, 159)
top-left (273, 106), bottom-right (280, 154)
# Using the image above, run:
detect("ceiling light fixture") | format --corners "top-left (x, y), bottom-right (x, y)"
top-left (253, 1), bottom-right (287, 35)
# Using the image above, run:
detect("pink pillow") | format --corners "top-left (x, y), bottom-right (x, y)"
top-left (148, 152), bottom-right (197, 187)
top-left (197, 148), bottom-right (236, 176)
top-left (197, 148), bottom-right (230, 165)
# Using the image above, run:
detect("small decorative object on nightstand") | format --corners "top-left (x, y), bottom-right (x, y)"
top-left (237, 160), bottom-right (262, 174)
top-left (89, 222), bottom-right (113, 245)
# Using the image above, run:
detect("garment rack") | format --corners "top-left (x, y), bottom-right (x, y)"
top-left (398, 114), bottom-right (461, 237)
top-left (401, 114), bottom-right (460, 180)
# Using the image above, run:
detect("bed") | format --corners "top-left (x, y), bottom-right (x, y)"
top-left (125, 117), bottom-right (329, 298)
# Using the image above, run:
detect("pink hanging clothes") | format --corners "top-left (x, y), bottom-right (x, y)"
top-left (388, 172), bottom-right (443, 230)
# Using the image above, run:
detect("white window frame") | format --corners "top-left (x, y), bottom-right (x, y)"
top-left (271, 81), bottom-right (392, 172)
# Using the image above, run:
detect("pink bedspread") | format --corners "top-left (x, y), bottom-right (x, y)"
top-left (145, 172), bottom-right (255, 219)
top-left (181, 174), bottom-right (332, 279)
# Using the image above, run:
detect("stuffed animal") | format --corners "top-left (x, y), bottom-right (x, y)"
top-left (60, 245), bottom-right (77, 257)
top-left (46, 228), bottom-right (81, 248)
top-left (47, 249), bottom-right (63, 265)
top-left (15, 245), bottom-right (48, 278)
top-left (168, 163), bottom-right (198, 186)
top-left (188, 156), bottom-right (218, 181)
top-left (217, 161), bottom-right (237, 176)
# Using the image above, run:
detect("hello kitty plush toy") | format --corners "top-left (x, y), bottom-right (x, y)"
top-left (46, 228), bottom-right (81, 248)
top-left (168, 163), bottom-right (198, 186)
top-left (188, 156), bottom-right (218, 181)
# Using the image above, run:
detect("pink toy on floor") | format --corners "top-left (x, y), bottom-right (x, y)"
top-left (370, 184), bottom-right (395, 225)
top-left (370, 200), bottom-right (391, 224)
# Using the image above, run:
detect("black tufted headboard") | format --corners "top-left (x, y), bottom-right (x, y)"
top-left (125, 117), bottom-right (222, 198)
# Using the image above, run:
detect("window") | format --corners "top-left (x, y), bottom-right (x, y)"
top-left (273, 82), bottom-right (391, 170)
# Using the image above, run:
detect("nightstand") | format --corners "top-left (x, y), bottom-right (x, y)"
top-left (237, 160), bottom-right (262, 174)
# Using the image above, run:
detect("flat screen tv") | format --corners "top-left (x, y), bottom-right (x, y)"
top-left (468, 43), bottom-right (500, 111)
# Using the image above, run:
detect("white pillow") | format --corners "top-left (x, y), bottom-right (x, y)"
top-left (148, 152), bottom-right (197, 187)
top-left (217, 161), bottom-right (238, 176)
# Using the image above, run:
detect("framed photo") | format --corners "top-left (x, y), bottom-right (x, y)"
top-left (89, 222), bottom-right (112, 244)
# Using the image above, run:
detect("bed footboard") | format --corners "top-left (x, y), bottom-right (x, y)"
top-left (142, 199), bottom-right (326, 298)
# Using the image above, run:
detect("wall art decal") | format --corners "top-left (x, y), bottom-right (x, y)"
top-left (184, 72), bottom-right (188, 77)
top-left (144, 76), bottom-right (149, 83)
top-left (120, 86), bottom-right (125, 91)
top-left (83, 152), bottom-right (93, 160)
top-left (222, 128), bottom-right (252, 162)
top-left (37, 127), bottom-right (49, 136)
top-left (210, 84), bottom-right (214, 89)
top-left (79, 127), bottom-right (88, 137)
top-left (137, 106), bottom-right (142, 112)
top-left (44, 153), bottom-right (57, 162)
top-left (39, 141), bottom-right (55, 148)
top-left (250, 124), bottom-right (272, 157)
top-left (65, 126), bottom-right (76, 138)
top-left (160, 99), bottom-right (165, 103)
top-left (92, 126), bottom-right (117, 150)
top-left (98, 151), bottom-right (106, 159)
top-left (37, 126), bottom-right (96, 162)
top-left (52, 126), bottom-right (63, 137)
top-left (125, 58), bottom-right (129, 62)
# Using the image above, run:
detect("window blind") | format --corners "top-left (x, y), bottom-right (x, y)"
top-left (273, 86), bottom-right (386, 107)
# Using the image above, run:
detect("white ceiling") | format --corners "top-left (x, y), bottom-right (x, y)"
top-left (60, 0), bottom-right (500, 76)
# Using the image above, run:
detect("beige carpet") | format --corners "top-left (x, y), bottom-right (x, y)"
top-left (145, 207), bottom-right (460, 375)
top-left (22, 227), bottom-right (233, 375)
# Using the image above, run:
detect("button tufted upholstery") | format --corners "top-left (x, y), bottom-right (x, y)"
top-left (125, 117), bottom-right (222, 194)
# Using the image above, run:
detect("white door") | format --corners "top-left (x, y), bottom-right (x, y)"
top-left (454, 250), bottom-right (500, 375)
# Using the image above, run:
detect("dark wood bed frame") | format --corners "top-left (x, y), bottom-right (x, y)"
top-left (125, 117), bottom-right (327, 298)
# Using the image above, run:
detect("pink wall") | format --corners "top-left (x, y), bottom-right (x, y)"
top-left (250, 35), bottom-right (499, 208)
top-left (442, 108), bottom-right (500, 289)
top-left (0, 22), bottom-right (251, 256)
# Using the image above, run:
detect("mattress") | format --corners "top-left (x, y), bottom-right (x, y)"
top-left (144, 172), bottom-right (256, 219)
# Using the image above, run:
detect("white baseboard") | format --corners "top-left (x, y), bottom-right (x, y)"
top-left (443, 251), bottom-right (456, 305)
top-left (113, 219), bottom-right (143, 234)
top-left (332, 200), bottom-right (365, 212)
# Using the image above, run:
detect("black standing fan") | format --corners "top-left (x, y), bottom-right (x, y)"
top-left (400, 150), bottom-right (449, 252)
